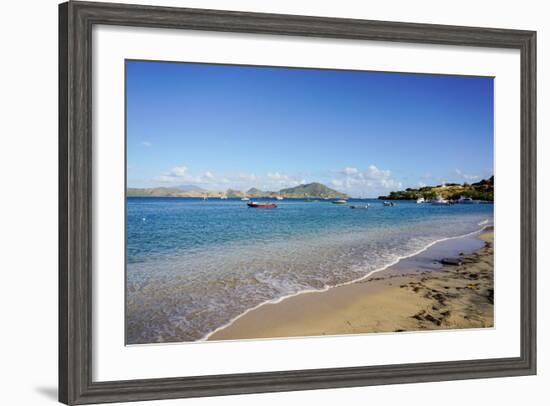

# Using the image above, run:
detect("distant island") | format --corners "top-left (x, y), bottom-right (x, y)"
top-left (127, 182), bottom-right (348, 199)
top-left (378, 176), bottom-right (494, 201)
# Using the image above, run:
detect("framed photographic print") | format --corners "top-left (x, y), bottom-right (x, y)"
top-left (59, 1), bottom-right (536, 404)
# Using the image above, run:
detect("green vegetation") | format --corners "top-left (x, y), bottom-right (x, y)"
top-left (246, 188), bottom-right (270, 198)
top-left (225, 189), bottom-right (246, 198)
top-left (127, 187), bottom-right (183, 197)
top-left (378, 176), bottom-right (494, 201)
top-left (127, 182), bottom-right (347, 199)
top-left (279, 182), bottom-right (347, 199)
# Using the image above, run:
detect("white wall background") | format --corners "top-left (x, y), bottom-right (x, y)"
top-left (0, 0), bottom-right (546, 405)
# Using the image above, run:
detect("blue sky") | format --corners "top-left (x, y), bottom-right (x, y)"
top-left (126, 60), bottom-right (494, 197)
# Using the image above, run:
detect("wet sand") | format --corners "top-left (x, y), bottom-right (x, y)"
top-left (209, 228), bottom-right (494, 341)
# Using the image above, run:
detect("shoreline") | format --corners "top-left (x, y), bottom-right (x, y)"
top-left (207, 227), bottom-right (494, 341)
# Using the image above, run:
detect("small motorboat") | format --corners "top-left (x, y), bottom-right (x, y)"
top-left (416, 197), bottom-right (425, 204)
top-left (247, 201), bottom-right (277, 208)
top-left (332, 199), bottom-right (348, 204)
top-left (383, 201), bottom-right (395, 206)
top-left (431, 196), bottom-right (450, 205)
top-left (241, 197), bottom-right (250, 201)
top-left (350, 204), bottom-right (369, 209)
top-left (275, 196), bottom-right (284, 200)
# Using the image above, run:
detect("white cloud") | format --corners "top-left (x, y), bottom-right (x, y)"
top-left (154, 165), bottom-right (213, 185)
top-left (341, 167), bottom-right (359, 176)
top-left (331, 164), bottom-right (401, 196)
top-left (380, 179), bottom-right (403, 189)
top-left (170, 166), bottom-right (188, 177)
top-left (264, 172), bottom-right (305, 189)
top-left (152, 164), bottom-right (400, 196)
top-left (237, 172), bottom-right (257, 181)
top-left (154, 165), bottom-right (300, 191)
top-left (455, 169), bottom-right (479, 181)
top-left (267, 172), bottom-right (290, 181)
top-left (365, 165), bottom-right (391, 180)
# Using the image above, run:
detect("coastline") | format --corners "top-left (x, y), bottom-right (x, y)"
top-left (208, 227), bottom-right (494, 341)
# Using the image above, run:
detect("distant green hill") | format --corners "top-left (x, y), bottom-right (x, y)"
top-left (279, 182), bottom-right (347, 199)
top-left (178, 184), bottom-right (206, 192)
top-left (225, 189), bottom-right (246, 198)
top-left (378, 176), bottom-right (494, 201)
top-left (127, 187), bottom-right (183, 197)
top-left (127, 187), bottom-right (217, 197)
top-left (247, 187), bottom-right (275, 198)
top-left (127, 182), bottom-right (347, 199)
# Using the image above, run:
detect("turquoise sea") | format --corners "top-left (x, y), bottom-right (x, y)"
top-left (126, 197), bottom-right (493, 344)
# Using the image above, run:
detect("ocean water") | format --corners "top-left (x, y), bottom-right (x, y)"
top-left (126, 197), bottom-right (493, 344)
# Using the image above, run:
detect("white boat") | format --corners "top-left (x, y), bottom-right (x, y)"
top-left (332, 199), bottom-right (348, 205)
top-left (431, 195), bottom-right (450, 205)
top-left (220, 195), bottom-right (228, 200)
top-left (416, 197), bottom-right (425, 204)
top-left (241, 197), bottom-right (250, 201)
top-left (275, 196), bottom-right (283, 200)
top-left (383, 201), bottom-right (395, 206)
top-left (350, 204), bottom-right (369, 209)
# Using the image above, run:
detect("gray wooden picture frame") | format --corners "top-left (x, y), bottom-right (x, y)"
top-left (59, 1), bottom-right (537, 404)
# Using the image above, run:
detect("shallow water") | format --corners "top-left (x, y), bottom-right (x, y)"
top-left (126, 197), bottom-right (493, 344)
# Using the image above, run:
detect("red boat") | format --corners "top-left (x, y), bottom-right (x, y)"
top-left (247, 202), bottom-right (277, 208)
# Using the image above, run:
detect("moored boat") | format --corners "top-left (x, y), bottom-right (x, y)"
top-left (247, 201), bottom-right (277, 208)
top-left (275, 196), bottom-right (283, 200)
top-left (241, 197), bottom-right (250, 201)
top-left (350, 204), bottom-right (369, 209)
top-left (332, 199), bottom-right (348, 204)
top-left (383, 201), bottom-right (395, 206)
top-left (431, 195), bottom-right (450, 205)
top-left (416, 197), bottom-right (425, 204)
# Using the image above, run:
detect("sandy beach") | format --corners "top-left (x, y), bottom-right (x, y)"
top-left (209, 228), bottom-right (494, 341)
